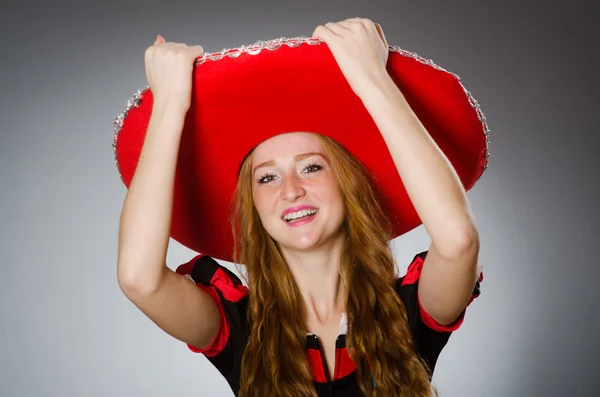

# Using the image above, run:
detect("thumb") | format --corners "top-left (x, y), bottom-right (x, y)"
top-left (374, 23), bottom-right (388, 48)
top-left (153, 34), bottom-right (165, 45)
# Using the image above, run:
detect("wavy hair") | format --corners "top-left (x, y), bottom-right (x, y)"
top-left (230, 134), bottom-right (437, 396)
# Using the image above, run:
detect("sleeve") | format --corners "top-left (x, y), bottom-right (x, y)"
top-left (395, 251), bottom-right (483, 376)
top-left (175, 254), bottom-right (249, 380)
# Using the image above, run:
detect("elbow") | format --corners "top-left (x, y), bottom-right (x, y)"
top-left (117, 262), bottom-right (163, 297)
top-left (456, 226), bottom-right (480, 254)
top-left (436, 224), bottom-right (480, 260)
top-left (117, 268), bottom-right (139, 295)
top-left (117, 267), bottom-right (143, 297)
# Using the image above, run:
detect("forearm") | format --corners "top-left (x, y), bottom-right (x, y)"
top-left (359, 74), bottom-right (478, 256)
top-left (117, 103), bottom-right (187, 288)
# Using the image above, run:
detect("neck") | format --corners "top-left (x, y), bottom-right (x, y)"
top-left (280, 234), bottom-right (346, 325)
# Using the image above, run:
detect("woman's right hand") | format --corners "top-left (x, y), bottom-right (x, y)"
top-left (144, 34), bottom-right (205, 111)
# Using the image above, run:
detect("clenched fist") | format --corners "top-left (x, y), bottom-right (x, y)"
top-left (144, 34), bottom-right (205, 111)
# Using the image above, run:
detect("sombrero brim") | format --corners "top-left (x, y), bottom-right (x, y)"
top-left (113, 37), bottom-right (489, 263)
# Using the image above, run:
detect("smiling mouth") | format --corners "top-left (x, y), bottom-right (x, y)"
top-left (282, 209), bottom-right (319, 223)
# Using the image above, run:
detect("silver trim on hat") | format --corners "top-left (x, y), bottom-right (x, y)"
top-left (112, 36), bottom-right (490, 182)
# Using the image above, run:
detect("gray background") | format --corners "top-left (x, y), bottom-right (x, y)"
top-left (1, 0), bottom-right (598, 396)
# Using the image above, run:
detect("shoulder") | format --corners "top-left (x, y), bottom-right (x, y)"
top-left (394, 251), bottom-right (483, 376)
top-left (395, 250), bottom-right (482, 333)
top-left (176, 254), bottom-right (249, 355)
top-left (176, 254), bottom-right (248, 301)
top-left (176, 255), bottom-right (250, 394)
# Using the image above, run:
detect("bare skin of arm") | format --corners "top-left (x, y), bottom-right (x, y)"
top-left (313, 20), bottom-right (481, 327)
top-left (117, 36), bottom-right (219, 350)
top-left (361, 72), bottom-right (480, 327)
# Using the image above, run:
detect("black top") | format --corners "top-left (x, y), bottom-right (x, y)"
top-left (175, 251), bottom-right (482, 396)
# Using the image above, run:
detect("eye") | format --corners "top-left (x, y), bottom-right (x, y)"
top-left (304, 163), bottom-right (323, 173)
top-left (256, 163), bottom-right (322, 185)
top-left (257, 172), bottom-right (277, 184)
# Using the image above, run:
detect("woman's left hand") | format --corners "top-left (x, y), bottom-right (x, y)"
top-left (312, 18), bottom-right (390, 99)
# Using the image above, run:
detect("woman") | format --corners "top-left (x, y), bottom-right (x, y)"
top-left (116, 18), bottom-right (484, 397)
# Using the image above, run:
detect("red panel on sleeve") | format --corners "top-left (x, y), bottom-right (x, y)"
top-left (401, 255), bottom-right (424, 286)
top-left (417, 270), bottom-right (482, 332)
top-left (174, 254), bottom-right (232, 357)
top-left (185, 284), bottom-right (230, 357)
top-left (210, 268), bottom-right (249, 302)
top-left (175, 255), bottom-right (200, 276)
top-left (417, 292), bottom-right (465, 332)
top-left (401, 254), bottom-right (483, 332)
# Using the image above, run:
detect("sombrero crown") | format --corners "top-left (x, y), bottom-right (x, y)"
top-left (113, 36), bottom-right (489, 263)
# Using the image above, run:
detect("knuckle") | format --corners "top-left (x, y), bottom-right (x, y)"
top-left (175, 50), bottom-right (190, 61)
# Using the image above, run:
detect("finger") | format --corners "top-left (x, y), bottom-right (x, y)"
top-left (345, 17), bottom-right (368, 27)
top-left (188, 44), bottom-right (205, 60)
top-left (324, 22), bottom-right (348, 37)
top-left (337, 20), bottom-right (357, 32)
top-left (312, 24), bottom-right (335, 41)
top-left (374, 23), bottom-right (389, 48)
top-left (163, 43), bottom-right (190, 52)
top-left (339, 18), bottom-right (371, 34)
top-left (170, 44), bottom-right (203, 57)
top-left (146, 35), bottom-right (168, 57)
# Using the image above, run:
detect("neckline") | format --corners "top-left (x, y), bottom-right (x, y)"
top-left (306, 312), bottom-right (347, 337)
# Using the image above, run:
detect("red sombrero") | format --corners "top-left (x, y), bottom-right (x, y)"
top-left (112, 36), bottom-right (489, 263)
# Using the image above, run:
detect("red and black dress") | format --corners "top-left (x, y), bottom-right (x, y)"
top-left (176, 252), bottom-right (482, 396)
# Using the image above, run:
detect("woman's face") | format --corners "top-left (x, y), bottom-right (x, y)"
top-left (251, 132), bottom-right (346, 252)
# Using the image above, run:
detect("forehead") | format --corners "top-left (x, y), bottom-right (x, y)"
top-left (251, 132), bottom-right (324, 165)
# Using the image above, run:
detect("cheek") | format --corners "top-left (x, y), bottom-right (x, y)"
top-left (252, 189), bottom-right (276, 219)
top-left (320, 177), bottom-right (343, 202)
top-left (252, 190), bottom-right (264, 213)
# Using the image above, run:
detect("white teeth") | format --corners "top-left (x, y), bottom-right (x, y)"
top-left (283, 209), bottom-right (317, 221)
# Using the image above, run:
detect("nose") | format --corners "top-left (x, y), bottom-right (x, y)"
top-left (280, 174), bottom-right (306, 201)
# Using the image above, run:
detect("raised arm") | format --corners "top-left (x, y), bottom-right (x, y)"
top-left (117, 35), bottom-right (219, 350)
top-left (313, 19), bottom-right (480, 327)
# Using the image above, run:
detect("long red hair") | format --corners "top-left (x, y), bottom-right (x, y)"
top-left (230, 134), bottom-right (437, 396)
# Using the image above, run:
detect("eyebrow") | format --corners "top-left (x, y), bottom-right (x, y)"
top-left (253, 152), bottom-right (326, 175)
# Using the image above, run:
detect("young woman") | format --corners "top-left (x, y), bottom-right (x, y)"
top-left (115, 18), bottom-right (485, 397)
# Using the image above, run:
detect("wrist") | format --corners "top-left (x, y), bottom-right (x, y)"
top-left (152, 97), bottom-right (190, 116)
top-left (356, 71), bottom-right (396, 101)
top-left (146, 99), bottom-right (189, 138)
top-left (356, 72), bottom-right (406, 114)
